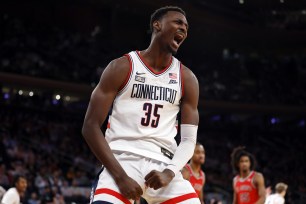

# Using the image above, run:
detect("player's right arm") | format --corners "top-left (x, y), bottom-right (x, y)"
top-left (82, 56), bottom-right (143, 200)
top-left (233, 180), bottom-right (237, 204)
top-left (181, 166), bottom-right (190, 181)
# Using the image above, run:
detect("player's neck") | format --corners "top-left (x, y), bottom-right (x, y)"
top-left (239, 170), bottom-right (251, 178)
top-left (190, 161), bottom-right (201, 172)
top-left (141, 42), bottom-right (173, 71)
top-left (16, 188), bottom-right (22, 195)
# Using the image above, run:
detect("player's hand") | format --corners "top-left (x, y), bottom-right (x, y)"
top-left (115, 175), bottom-right (143, 200)
top-left (144, 169), bottom-right (175, 190)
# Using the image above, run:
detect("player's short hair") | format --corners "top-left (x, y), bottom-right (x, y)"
top-left (196, 142), bottom-right (205, 153)
top-left (231, 146), bottom-right (256, 173)
top-left (13, 174), bottom-right (26, 186)
top-left (275, 182), bottom-right (288, 193)
top-left (150, 6), bottom-right (186, 33)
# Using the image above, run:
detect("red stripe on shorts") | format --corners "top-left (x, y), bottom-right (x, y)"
top-left (94, 188), bottom-right (131, 204)
top-left (160, 192), bottom-right (199, 204)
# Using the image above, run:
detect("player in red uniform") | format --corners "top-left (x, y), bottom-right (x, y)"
top-left (231, 147), bottom-right (266, 204)
top-left (182, 143), bottom-right (205, 204)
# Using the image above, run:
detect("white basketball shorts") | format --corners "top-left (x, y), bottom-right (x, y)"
top-left (90, 151), bottom-right (201, 204)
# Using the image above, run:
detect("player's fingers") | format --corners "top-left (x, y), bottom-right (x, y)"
top-left (135, 189), bottom-right (143, 200)
top-left (152, 179), bottom-right (163, 190)
top-left (123, 190), bottom-right (138, 200)
top-left (132, 186), bottom-right (142, 200)
top-left (121, 190), bottom-right (132, 199)
top-left (146, 176), bottom-right (161, 189)
top-left (148, 179), bottom-right (162, 190)
top-left (144, 176), bottom-right (155, 187)
top-left (130, 184), bottom-right (143, 200)
top-left (137, 186), bottom-right (143, 196)
top-left (153, 184), bottom-right (162, 190)
top-left (144, 170), bottom-right (156, 181)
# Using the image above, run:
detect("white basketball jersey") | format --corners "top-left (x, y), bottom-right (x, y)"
top-left (106, 51), bottom-right (183, 163)
top-left (265, 194), bottom-right (285, 204)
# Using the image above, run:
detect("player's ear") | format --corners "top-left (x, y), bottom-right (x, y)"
top-left (153, 21), bottom-right (161, 32)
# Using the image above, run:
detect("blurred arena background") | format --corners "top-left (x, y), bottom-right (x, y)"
top-left (1, 0), bottom-right (306, 203)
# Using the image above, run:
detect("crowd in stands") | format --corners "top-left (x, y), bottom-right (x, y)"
top-left (1, 15), bottom-right (306, 105)
top-left (1, 91), bottom-right (305, 203)
top-left (0, 96), bottom-right (98, 203)
top-left (1, 13), bottom-right (306, 204)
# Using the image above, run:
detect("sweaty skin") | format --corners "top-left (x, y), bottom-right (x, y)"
top-left (82, 10), bottom-right (199, 200)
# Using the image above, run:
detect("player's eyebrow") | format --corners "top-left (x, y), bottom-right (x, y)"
top-left (175, 18), bottom-right (189, 30)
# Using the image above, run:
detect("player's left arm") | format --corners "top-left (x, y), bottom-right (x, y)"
top-left (166, 65), bottom-right (199, 173)
top-left (200, 172), bottom-right (205, 204)
top-left (144, 65), bottom-right (199, 190)
top-left (254, 172), bottom-right (266, 204)
top-left (199, 186), bottom-right (204, 204)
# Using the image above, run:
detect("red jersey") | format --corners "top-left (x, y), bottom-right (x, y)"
top-left (234, 171), bottom-right (259, 204)
top-left (185, 164), bottom-right (205, 197)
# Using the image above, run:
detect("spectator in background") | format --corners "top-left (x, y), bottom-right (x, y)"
top-left (27, 192), bottom-right (40, 204)
top-left (1, 175), bottom-right (27, 204)
top-left (0, 186), bottom-right (6, 201)
top-left (265, 183), bottom-right (288, 204)
top-left (0, 164), bottom-right (10, 189)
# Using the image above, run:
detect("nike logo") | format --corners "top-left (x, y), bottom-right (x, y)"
top-left (136, 71), bottom-right (146, 75)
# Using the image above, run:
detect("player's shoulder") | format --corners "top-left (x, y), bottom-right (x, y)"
top-left (185, 163), bottom-right (191, 168)
top-left (180, 63), bottom-right (199, 96)
top-left (233, 174), bottom-right (239, 182)
top-left (6, 187), bottom-right (17, 194)
top-left (182, 164), bottom-right (191, 172)
top-left (101, 55), bottom-right (131, 83)
top-left (107, 55), bottom-right (130, 72)
top-left (233, 175), bottom-right (239, 186)
top-left (2, 187), bottom-right (18, 199)
top-left (254, 171), bottom-right (264, 179)
top-left (201, 170), bottom-right (206, 178)
top-left (181, 64), bottom-right (197, 80)
top-left (253, 171), bottom-right (264, 186)
top-left (181, 165), bottom-right (191, 180)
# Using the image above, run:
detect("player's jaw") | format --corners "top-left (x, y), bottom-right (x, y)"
top-left (240, 163), bottom-right (250, 173)
top-left (169, 30), bottom-right (186, 54)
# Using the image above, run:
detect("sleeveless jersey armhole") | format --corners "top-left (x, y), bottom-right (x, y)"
top-left (251, 171), bottom-right (257, 189)
top-left (233, 176), bottom-right (238, 186)
top-left (180, 62), bottom-right (184, 98)
top-left (185, 164), bottom-right (192, 174)
top-left (118, 54), bottom-right (133, 93)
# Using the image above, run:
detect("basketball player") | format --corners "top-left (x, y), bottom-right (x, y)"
top-left (1, 175), bottom-right (27, 204)
top-left (231, 147), bottom-right (266, 204)
top-left (82, 6), bottom-right (201, 204)
top-left (182, 143), bottom-right (205, 204)
top-left (265, 183), bottom-right (288, 204)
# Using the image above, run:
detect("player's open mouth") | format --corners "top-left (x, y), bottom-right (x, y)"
top-left (173, 33), bottom-right (185, 47)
